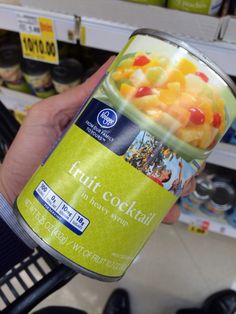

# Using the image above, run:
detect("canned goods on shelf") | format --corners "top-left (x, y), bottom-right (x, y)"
top-left (225, 205), bottom-right (236, 228)
top-left (201, 181), bottom-right (235, 217)
top-left (222, 120), bottom-right (236, 144)
top-left (181, 176), bottom-right (213, 214)
top-left (21, 59), bottom-right (56, 98)
top-left (0, 45), bottom-right (31, 94)
top-left (52, 59), bottom-right (83, 94)
top-left (126, 0), bottom-right (166, 6)
top-left (167, 0), bottom-right (223, 15)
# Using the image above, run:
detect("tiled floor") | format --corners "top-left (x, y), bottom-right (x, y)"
top-left (31, 222), bottom-right (236, 314)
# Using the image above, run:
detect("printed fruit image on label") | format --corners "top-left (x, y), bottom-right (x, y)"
top-left (15, 29), bottom-right (236, 281)
top-left (102, 36), bottom-right (234, 162)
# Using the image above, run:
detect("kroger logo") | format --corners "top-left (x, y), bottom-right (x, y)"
top-left (97, 108), bottom-right (118, 129)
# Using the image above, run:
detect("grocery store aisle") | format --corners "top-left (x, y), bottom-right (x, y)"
top-left (32, 222), bottom-right (236, 314)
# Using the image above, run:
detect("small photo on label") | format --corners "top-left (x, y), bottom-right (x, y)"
top-left (124, 130), bottom-right (195, 196)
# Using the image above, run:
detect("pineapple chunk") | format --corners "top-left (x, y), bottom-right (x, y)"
top-left (177, 58), bottom-right (197, 75)
top-left (198, 124), bottom-right (218, 149)
top-left (146, 66), bottom-right (167, 87)
top-left (118, 58), bottom-right (133, 69)
top-left (189, 139), bottom-right (200, 147)
top-left (215, 98), bottom-right (226, 133)
top-left (198, 101), bottom-right (214, 124)
top-left (123, 68), bottom-right (135, 78)
top-left (185, 74), bottom-right (204, 96)
top-left (176, 126), bottom-right (203, 144)
top-left (154, 111), bottom-right (181, 132)
top-left (133, 95), bottom-right (166, 111)
top-left (143, 58), bottom-right (160, 69)
top-left (159, 89), bottom-right (180, 105)
top-left (167, 105), bottom-right (190, 127)
top-left (112, 71), bottom-right (125, 81)
top-left (167, 69), bottom-right (186, 87)
top-left (179, 93), bottom-right (197, 108)
top-left (167, 82), bottom-right (181, 93)
top-left (159, 56), bottom-right (169, 68)
top-left (120, 83), bottom-right (137, 99)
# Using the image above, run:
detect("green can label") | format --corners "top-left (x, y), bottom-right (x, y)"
top-left (16, 33), bottom-right (236, 280)
top-left (127, 0), bottom-right (166, 7)
top-left (167, 0), bottom-right (223, 15)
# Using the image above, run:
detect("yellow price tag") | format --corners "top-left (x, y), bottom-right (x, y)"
top-left (188, 224), bottom-right (208, 235)
top-left (39, 17), bottom-right (55, 39)
top-left (20, 17), bottom-right (58, 64)
top-left (80, 26), bottom-right (86, 46)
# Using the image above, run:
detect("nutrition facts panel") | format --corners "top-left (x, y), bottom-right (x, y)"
top-left (33, 181), bottom-right (90, 235)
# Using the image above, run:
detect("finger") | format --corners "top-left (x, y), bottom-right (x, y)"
top-left (162, 204), bottom-right (180, 224)
top-left (196, 161), bottom-right (206, 176)
top-left (39, 56), bottom-right (115, 118)
top-left (182, 177), bottom-right (196, 197)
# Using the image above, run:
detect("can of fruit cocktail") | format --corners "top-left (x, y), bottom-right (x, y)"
top-left (167, 0), bottom-right (223, 15)
top-left (15, 29), bottom-right (236, 281)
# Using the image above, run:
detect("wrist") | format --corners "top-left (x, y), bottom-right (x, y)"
top-left (0, 167), bottom-right (14, 206)
top-left (0, 192), bottom-right (37, 249)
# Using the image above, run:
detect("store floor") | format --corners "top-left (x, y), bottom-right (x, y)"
top-left (32, 222), bottom-right (236, 314)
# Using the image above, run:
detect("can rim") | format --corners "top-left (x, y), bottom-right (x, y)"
top-left (210, 181), bottom-right (235, 209)
top-left (130, 28), bottom-right (236, 98)
top-left (192, 191), bottom-right (210, 201)
top-left (0, 45), bottom-right (21, 68)
top-left (52, 58), bottom-right (83, 84)
top-left (21, 59), bottom-right (51, 75)
top-left (14, 203), bottom-right (123, 282)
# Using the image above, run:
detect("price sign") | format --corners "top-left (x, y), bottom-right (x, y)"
top-left (188, 220), bottom-right (209, 235)
top-left (188, 225), bottom-right (208, 235)
top-left (19, 16), bottom-right (59, 64)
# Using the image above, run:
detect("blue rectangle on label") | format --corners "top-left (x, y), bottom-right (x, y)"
top-left (75, 98), bottom-right (140, 155)
top-left (33, 182), bottom-right (90, 236)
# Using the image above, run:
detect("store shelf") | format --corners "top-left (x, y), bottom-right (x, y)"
top-left (21, 0), bottom-right (223, 41)
top-left (19, 0), bottom-right (236, 76)
top-left (179, 212), bottom-right (236, 239)
top-left (207, 142), bottom-right (236, 170)
top-left (0, 3), bottom-right (78, 43)
top-left (0, 86), bottom-right (40, 111)
top-left (0, 1), bottom-right (234, 74)
top-left (223, 17), bottom-right (236, 44)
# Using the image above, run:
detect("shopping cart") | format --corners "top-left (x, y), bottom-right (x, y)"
top-left (0, 101), bottom-right (20, 162)
top-left (0, 248), bottom-right (77, 314)
top-left (0, 103), bottom-right (77, 313)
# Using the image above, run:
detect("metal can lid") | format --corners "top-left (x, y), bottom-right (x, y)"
top-left (193, 177), bottom-right (213, 200)
top-left (21, 59), bottom-right (51, 76)
top-left (52, 58), bottom-right (83, 84)
top-left (131, 29), bottom-right (236, 98)
top-left (0, 45), bottom-right (21, 68)
top-left (210, 181), bottom-right (235, 210)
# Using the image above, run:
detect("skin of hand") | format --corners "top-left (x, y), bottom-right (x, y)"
top-left (0, 57), bottom-right (196, 224)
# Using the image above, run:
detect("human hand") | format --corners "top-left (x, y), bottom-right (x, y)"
top-left (162, 177), bottom-right (196, 224)
top-left (0, 56), bottom-right (196, 225)
top-left (0, 58), bottom-right (114, 206)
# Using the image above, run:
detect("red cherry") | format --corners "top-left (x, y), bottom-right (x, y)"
top-left (195, 71), bottom-right (209, 82)
top-left (213, 112), bottom-right (222, 128)
top-left (133, 55), bottom-right (150, 66)
top-left (189, 107), bottom-right (205, 125)
top-left (135, 86), bottom-right (153, 98)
